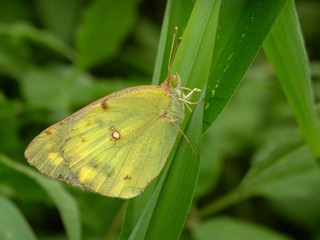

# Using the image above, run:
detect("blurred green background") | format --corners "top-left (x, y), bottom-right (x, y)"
top-left (0, 0), bottom-right (320, 239)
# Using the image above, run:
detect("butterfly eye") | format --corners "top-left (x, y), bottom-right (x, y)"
top-left (169, 74), bottom-right (180, 89)
top-left (170, 79), bottom-right (178, 88)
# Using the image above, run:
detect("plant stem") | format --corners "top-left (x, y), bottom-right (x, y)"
top-left (199, 189), bottom-right (250, 218)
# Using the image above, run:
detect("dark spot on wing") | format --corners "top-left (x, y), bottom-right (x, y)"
top-left (124, 175), bottom-right (132, 180)
top-left (96, 119), bottom-right (104, 127)
top-left (158, 110), bottom-right (168, 119)
top-left (101, 100), bottom-right (108, 110)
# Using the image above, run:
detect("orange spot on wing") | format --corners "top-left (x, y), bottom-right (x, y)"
top-left (45, 129), bottom-right (55, 135)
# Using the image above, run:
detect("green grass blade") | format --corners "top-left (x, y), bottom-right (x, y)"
top-left (119, 1), bottom-right (195, 238)
top-left (120, 0), bottom-right (218, 239)
top-left (263, 0), bottom-right (320, 158)
top-left (203, 0), bottom-right (288, 132)
top-left (127, 99), bottom-right (203, 240)
top-left (144, 103), bottom-right (203, 239)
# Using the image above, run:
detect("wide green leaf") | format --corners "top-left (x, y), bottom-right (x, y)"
top-left (0, 156), bottom-right (81, 240)
top-left (192, 217), bottom-right (291, 240)
top-left (76, 0), bottom-right (141, 69)
top-left (0, 23), bottom-right (74, 78)
top-left (34, 0), bottom-right (80, 42)
top-left (0, 197), bottom-right (36, 240)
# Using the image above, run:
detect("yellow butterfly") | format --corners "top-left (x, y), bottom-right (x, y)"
top-left (24, 28), bottom-right (200, 199)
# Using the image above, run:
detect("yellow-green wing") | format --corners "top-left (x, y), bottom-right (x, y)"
top-left (25, 86), bottom-right (184, 198)
top-left (25, 120), bottom-right (82, 187)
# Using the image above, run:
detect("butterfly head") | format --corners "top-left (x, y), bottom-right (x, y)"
top-left (162, 73), bottom-right (182, 96)
top-left (168, 73), bottom-right (180, 88)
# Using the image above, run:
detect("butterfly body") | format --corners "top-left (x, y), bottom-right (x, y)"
top-left (25, 74), bottom-right (185, 198)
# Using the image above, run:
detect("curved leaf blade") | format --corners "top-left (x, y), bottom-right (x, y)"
top-left (263, 0), bottom-right (320, 158)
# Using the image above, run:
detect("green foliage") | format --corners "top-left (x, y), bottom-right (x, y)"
top-left (192, 217), bottom-right (292, 240)
top-left (0, 196), bottom-right (36, 240)
top-left (1, 0), bottom-right (320, 239)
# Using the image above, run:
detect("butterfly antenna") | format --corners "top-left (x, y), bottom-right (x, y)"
top-left (172, 37), bottom-right (182, 70)
top-left (168, 27), bottom-right (182, 76)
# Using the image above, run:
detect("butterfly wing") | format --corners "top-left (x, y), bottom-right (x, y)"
top-left (25, 86), bottom-right (183, 198)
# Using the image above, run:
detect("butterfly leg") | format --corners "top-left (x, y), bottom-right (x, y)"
top-left (166, 118), bottom-right (198, 157)
top-left (180, 87), bottom-right (201, 100)
top-left (178, 97), bottom-right (204, 105)
top-left (184, 103), bottom-right (192, 112)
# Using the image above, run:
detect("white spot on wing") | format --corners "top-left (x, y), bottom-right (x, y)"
top-left (112, 131), bottom-right (120, 140)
